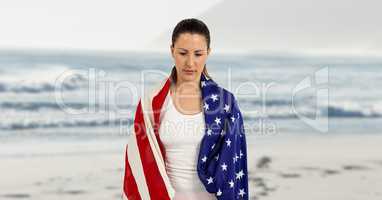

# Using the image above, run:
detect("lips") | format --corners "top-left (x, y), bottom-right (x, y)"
top-left (183, 69), bottom-right (195, 74)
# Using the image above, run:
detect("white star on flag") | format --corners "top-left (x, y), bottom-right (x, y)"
top-left (211, 94), bottom-right (218, 102)
top-left (238, 188), bottom-right (246, 198)
top-left (207, 177), bottom-right (214, 184)
top-left (207, 129), bottom-right (212, 136)
top-left (216, 189), bottom-right (222, 196)
top-left (229, 180), bottom-right (234, 188)
top-left (221, 163), bottom-right (228, 171)
top-left (215, 154), bottom-right (219, 161)
top-left (203, 102), bottom-right (209, 111)
top-left (239, 150), bottom-right (244, 158)
top-left (220, 130), bottom-right (225, 136)
top-left (233, 154), bottom-right (239, 163)
top-left (236, 170), bottom-right (245, 180)
top-left (215, 117), bottom-right (221, 125)
top-left (225, 138), bottom-right (231, 147)
top-left (201, 155), bottom-right (207, 163)
top-left (231, 116), bottom-right (235, 122)
top-left (201, 81), bottom-right (206, 87)
top-left (233, 155), bottom-right (238, 163)
top-left (224, 104), bottom-right (230, 112)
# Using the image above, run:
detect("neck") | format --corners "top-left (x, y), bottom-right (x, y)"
top-left (173, 78), bottom-right (201, 95)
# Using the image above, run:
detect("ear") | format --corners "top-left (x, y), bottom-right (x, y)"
top-left (170, 45), bottom-right (175, 58)
top-left (207, 48), bottom-right (211, 56)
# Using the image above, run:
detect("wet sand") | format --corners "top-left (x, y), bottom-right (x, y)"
top-left (1, 135), bottom-right (382, 200)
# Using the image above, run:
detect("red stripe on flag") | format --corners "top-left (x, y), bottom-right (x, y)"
top-left (134, 100), bottom-right (171, 199)
top-left (152, 79), bottom-right (171, 165)
top-left (123, 145), bottom-right (142, 200)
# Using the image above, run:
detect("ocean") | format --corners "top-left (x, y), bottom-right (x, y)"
top-left (0, 50), bottom-right (381, 139)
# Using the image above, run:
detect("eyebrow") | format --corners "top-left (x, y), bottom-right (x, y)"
top-left (177, 48), bottom-right (205, 52)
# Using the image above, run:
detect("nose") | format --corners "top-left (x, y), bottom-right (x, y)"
top-left (185, 54), bottom-right (194, 67)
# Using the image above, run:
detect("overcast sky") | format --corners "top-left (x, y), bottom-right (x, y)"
top-left (1, 0), bottom-right (381, 55)
top-left (150, 0), bottom-right (382, 55)
top-left (0, 0), bottom-right (221, 51)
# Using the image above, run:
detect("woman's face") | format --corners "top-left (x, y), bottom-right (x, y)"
top-left (171, 33), bottom-right (210, 84)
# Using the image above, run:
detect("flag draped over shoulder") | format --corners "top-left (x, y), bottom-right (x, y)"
top-left (123, 73), bottom-right (248, 200)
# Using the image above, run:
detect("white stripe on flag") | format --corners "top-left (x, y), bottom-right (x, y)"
top-left (122, 191), bottom-right (129, 200)
top-left (127, 123), bottom-right (150, 199)
top-left (142, 92), bottom-right (176, 199)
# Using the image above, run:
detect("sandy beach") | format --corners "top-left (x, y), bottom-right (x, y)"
top-left (1, 133), bottom-right (382, 200)
top-left (248, 134), bottom-right (382, 200)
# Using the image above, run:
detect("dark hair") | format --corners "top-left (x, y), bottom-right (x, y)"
top-left (170, 18), bottom-right (211, 82)
top-left (171, 18), bottom-right (211, 49)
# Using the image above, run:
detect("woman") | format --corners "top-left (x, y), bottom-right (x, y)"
top-left (123, 18), bottom-right (248, 200)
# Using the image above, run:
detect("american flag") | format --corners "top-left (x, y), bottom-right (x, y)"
top-left (123, 73), bottom-right (248, 200)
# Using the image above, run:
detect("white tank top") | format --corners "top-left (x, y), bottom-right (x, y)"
top-left (159, 94), bottom-right (216, 200)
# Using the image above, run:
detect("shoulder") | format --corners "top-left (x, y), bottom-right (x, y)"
top-left (205, 77), bottom-right (239, 107)
top-left (222, 87), bottom-right (235, 99)
top-left (217, 85), bottom-right (242, 113)
top-left (213, 82), bottom-right (237, 104)
top-left (142, 78), bottom-right (169, 102)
